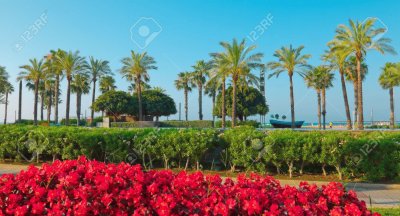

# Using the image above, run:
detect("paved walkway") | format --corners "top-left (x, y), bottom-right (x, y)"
top-left (1, 164), bottom-right (399, 208)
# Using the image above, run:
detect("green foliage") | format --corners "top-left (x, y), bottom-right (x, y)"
top-left (215, 120), bottom-right (260, 128)
top-left (142, 90), bottom-right (177, 118)
top-left (0, 125), bottom-right (399, 181)
top-left (214, 86), bottom-right (268, 121)
top-left (160, 120), bottom-right (213, 128)
top-left (92, 90), bottom-right (137, 120)
top-left (222, 126), bottom-right (265, 171)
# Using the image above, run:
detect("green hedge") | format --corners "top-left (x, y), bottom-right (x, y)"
top-left (215, 120), bottom-right (260, 128)
top-left (159, 120), bottom-right (213, 128)
top-left (0, 125), bottom-right (399, 181)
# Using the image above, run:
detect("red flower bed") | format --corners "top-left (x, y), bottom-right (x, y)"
top-left (0, 157), bottom-right (378, 216)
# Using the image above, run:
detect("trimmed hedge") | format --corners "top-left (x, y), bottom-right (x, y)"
top-left (0, 125), bottom-right (399, 182)
top-left (159, 120), bottom-right (213, 128)
top-left (215, 120), bottom-right (260, 128)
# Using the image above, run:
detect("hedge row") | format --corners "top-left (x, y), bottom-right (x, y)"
top-left (0, 125), bottom-right (399, 181)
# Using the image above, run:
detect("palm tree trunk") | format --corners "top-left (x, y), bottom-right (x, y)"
top-left (322, 88), bottom-right (326, 130)
top-left (47, 90), bottom-right (52, 124)
top-left (353, 82), bottom-right (358, 128)
top-left (390, 88), bottom-right (395, 129)
top-left (34, 79), bottom-right (39, 126)
top-left (54, 74), bottom-right (60, 124)
top-left (91, 80), bottom-right (96, 126)
top-left (4, 92), bottom-right (8, 124)
top-left (184, 88), bottom-right (188, 121)
top-left (198, 84), bottom-right (203, 120)
top-left (232, 79), bottom-right (237, 127)
top-left (18, 80), bottom-right (22, 122)
top-left (221, 78), bottom-right (226, 128)
top-left (211, 93), bottom-right (215, 127)
top-left (77, 92), bottom-right (81, 126)
top-left (340, 70), bottom-right (352, 130)
top-left (137, 79), bottom-right (143, 121)
top-left (66, 78), bottom-right (71, 126)
top-left (289, 75), bottom-right (295, 129)
top-left (356, 54), bottom-right (364, 130)
top-left (317, 90), bottom-right (321, 130)
top-left (40, 92), bottom-right (44, 121)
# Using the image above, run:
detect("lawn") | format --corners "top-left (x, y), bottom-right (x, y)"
top-left (371, 208), bottom-right (400, 216)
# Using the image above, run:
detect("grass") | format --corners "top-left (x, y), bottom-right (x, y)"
top-left (370, 208), bottom-right (400, 215)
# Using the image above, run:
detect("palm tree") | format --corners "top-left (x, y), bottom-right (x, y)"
top-left (208, 54), bottom-right (230, 128)
top-left (56, 50), bottom-right (87, 126)
top-left (332, 18), bottom-right (396, 129)
top-left (215, 39), bottom-right (263, 127)
top-left (268, 45), bottom-right (311, 128)
top-left (324, 46), bottom-right (352, 129)
top-left (175, 72), bottom-right (193, 121)
top-left (71, 72), bottom-right (91, 126)
top-left (191, 60), bottom-right (212, 120)
top-left (99, 75), bottom-right (116, 94)
top-left (2, 82), bottom-right (14, 124)
top-left (87, 57), bottom-right (111, 126)
top-left (19, 59), bottom-right (47, 125)
top-left (120, 51), bottom-right (157, 121)
top-left (345, 56), bottom-right (368, 127)
top-left (128, 82), bottom-right (151, 94)
top-left (204, 77), bottom-right (219, 126)
top-left (379, 63), bottom-right (400, 129)
top-left (318, 66), bottom-right (335, 130)
top-left (304, 68), bottom-right (322, 129)
top-left (45, 49), bottom-right (65, 124)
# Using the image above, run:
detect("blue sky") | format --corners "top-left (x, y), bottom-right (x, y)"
top-left (0, 0), bottom-right (399, 123)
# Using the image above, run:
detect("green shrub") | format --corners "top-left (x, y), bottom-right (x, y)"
top-left (215, 120), bottom-right (260, 128)
top-left (160, 120), bottom-right (213, 128)
top-left (0, 125), bottom-right (399, 181)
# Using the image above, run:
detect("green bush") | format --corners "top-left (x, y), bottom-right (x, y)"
top-left (60, 118), bottom-right (87, 126)
top-left (0, 125), bottom-right (399, 182)
top-left (215, 120), bottom-right (260, 128)
top-left (159, 120), bottom-right (213, 128)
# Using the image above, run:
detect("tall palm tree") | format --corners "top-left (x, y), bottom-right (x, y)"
top-left (204, 77), bottom-right (219, 126)
top-left (56, 50), bottom-right (87, 126)
top-left (317, 66), bottom-right (335, 130)
top-left (379, 63), bottom-right (400, 129)
top-left (99, 75), bottom-right (116, 94)
top-left (0, 66), bottom-right (9, 107)
top-left (2, 82), bottom-right (14, 124)
top-left (332, 18), bottom-right (396, 129)
top-left (45, 49), bottom-right (65, 124)
top-left (345, 56), bottom-right (368, 127)
top-left (71, 72), bottom-right (91, 126)
top-left (215, 39), bottom-right (263, 127)
top-left (87, 57), bottom-right (111, 126)
top-left (120, 51), bottom-right (157, 121)
top-left (209, 54), bottom-right (231, 128)
top-left (324, 46), bottom-right (352, 129)
top-left (175, 72), bottom-right (193, 121)
top-left (304, 68), bottom-right (322, 129)
top-left (191, 60), bottom-right (212, 120)
top-left (268, 45), bottom-right (311, 128)
top-left (19, 59), bottom-right (47, 125)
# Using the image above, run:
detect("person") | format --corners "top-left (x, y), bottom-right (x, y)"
top-left (329, 122), bottom-right (333, 129)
